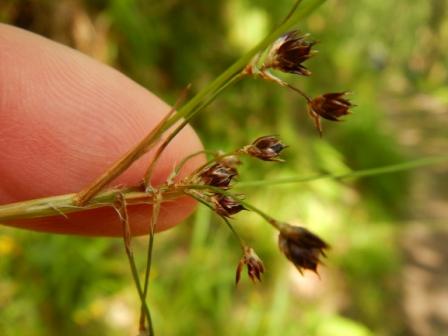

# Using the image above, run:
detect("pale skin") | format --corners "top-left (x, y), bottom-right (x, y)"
top-left (0, 24), bottom-right (204, 236)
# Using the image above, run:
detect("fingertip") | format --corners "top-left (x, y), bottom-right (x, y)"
top-left (0, 24), bottom-right (204, 235)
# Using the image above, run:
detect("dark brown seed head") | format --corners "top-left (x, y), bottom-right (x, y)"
top-left (245, 135), bottom-right (287, 162)
top-left (200, 163), bottom-right (238, 188)
top-left (278, 224), bottom-right (329, 275)
top-left (236, 247), bottom-right (265, 284)
top-left (211, 194), bottom-right (245, 218)
top-left (308, 92), bottom-right (353, 122)
top-left (266, 30), bottom-right (316, 76)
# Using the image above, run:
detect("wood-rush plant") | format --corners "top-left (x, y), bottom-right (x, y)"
top-left (1, 1), bottom-right (447, 334)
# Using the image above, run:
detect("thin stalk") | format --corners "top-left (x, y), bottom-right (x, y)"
top-left (143, 118), bottom-right (191, 188)
top-left (187, 151), bottom-right (239, 178)
top-left (237, 155), bottom-right (448, 187)
top-left (115, 194), bottom-right (153, 334)
top-left (280, 0), bottom-right (304, 26)
top-left (185, 190), bottom-right (245, 249)
top-left (143, 73), bottom-right (244, 188)
top-left (167, 150), bottom-right (217, 184)
top-left (283, 82), bottom-right (312, 102)
top-left (139, 192), bottom-right (161, 334)
top-left (73, 105), bottom-right (176, 206)
top-left (259, 70), bottom-right (312, 102)
top-left (184, 185), bottom-right (280, 230)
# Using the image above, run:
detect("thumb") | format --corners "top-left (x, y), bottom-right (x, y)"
top-left (0, 24), bottom-right (204, 236)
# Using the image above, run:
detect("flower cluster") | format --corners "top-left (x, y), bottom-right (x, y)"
top-left (183, 136), bottom-right (329, 283)
top-left (182, 136), bottom-right (289, 283)
top-left (188, 135), bottom-right (287, 219)
top-left (248, 30), bottom-right (355, 135)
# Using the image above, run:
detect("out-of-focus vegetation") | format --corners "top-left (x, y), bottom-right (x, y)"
top-left (1, 0), bottom-right (447, 335)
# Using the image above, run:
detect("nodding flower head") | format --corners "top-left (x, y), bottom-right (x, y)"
top-left (278, 224), bottom-right (329, 275)
top-left (308, 92), bottom-right (353, 122)
top-left (211, 194), bottom-right (245, 218)
top-left (265, 30), bottom-right (316, 76)
top-left (200, 163), bottom-right (238, 188)
top-left (245, 135), bottom-right (287, 162)
top-left (236, 247), bottom-right (265, 284)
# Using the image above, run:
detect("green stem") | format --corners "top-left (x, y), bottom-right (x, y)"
top-left (168, 150), bottom-right (217, 183)
top-left (185, 185), bottom-right (280, 230)
top-left (185, 190), bottom-right (246, 249)
top-left (237, 155), bottom-right (448, 187)
top-left (143, 74), bottom-right (244, 188)
top-left (115, 194), bottom-right (153, 334)
top-left (1, 155), bottom-right (445, 223)
top-left (0, 187), bottom-right (183, 222)
top-left (140, 192), bottom-right (161, 335)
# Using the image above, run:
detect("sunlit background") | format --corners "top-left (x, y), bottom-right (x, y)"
top-left (1, 0), bottom-right (447, 335)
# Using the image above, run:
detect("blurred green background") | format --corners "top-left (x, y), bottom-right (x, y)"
top-left (1, 0), bottom-right (447, 335)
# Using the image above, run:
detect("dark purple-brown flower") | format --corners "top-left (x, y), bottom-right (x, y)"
top-left (278, 224), bottom-right (329, 275)
top-left (200, 163), bottom-right (238, 188)
top-left (245, 135), bottom-right (287, 162)
top-left (307, 92), bottom-right (353, 135)
top-left (211, 194), bottom-right (245, 217)
top-left (236, 247), bottom-right (265, 284)
top-left (308, 92), bottom-right (353, 122)
top-left (265, 30), bottom-right (316, 76)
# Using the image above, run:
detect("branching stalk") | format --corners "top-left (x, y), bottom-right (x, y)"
top-left (1, 155), bottom-right (446, 223)
top-left (115, 194), bottom-right (153, 335)
top-left (139, 191), bottom-right (161, 333)
top-left (186, 190), bottom-right (246, 250)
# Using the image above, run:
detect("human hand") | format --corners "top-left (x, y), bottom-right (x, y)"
top-left (0, 24), bottom-right (203, 236)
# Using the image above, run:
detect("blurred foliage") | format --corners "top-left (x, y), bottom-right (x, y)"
top-left (1, 0), bottom-right (447, 335)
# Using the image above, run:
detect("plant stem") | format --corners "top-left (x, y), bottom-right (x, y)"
top-left (186, 190), bottom-right (246, 249)
top-left (0, 187), bottom-right (176, 222)
top-left (73, 106), bottom-right (175, 206)
top-left (168, 150), bottom-right (217, 183)
top-left (140, 192), bottom-right (162, 332)
top-left (1, 155), bottom-right (445, 223)
top-left (143, 73), bottom-right (244, 188)
top-left (115, 194), bottom-right (153, 334)
top-left (184, 185), bottom-right (280, 230)
top-left (237, 155), bottom-right (448, 187)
